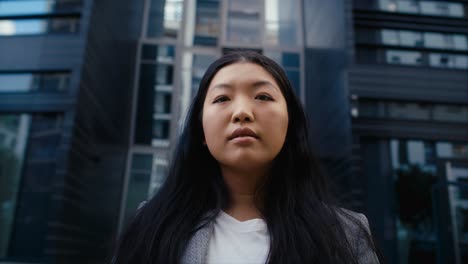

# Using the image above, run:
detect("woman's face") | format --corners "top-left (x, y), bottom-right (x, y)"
top-left (202, 62), bottom-right (289, 171)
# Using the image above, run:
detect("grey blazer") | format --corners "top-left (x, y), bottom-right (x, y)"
top-left (181, 211), bottom-right (380, 264)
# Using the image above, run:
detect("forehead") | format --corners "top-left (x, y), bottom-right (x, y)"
top-left (208, 62), bottom-right (280, 90)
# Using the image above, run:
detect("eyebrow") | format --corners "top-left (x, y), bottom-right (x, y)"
top-left (211, 80), bottom-right (279, 92)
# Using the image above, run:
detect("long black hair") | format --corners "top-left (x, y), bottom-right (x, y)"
top-left (112, 51), bottom-right (380, 263)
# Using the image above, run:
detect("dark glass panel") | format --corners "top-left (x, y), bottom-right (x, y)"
top-left (0, 72), bottom-right (69, 93)
top-left (153, 120), bottom-right (169, 139)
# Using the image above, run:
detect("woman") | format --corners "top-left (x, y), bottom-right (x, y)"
top-left (113, 51), bottom-right (381, 263)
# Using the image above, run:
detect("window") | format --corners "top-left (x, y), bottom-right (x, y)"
top-left (153, 119), bottom-right (170, 139)
top-left (437, 142), bottom-right (468, 158)
top-left (0, 18), bottom-right (79, 35)
top-left (386, 50), bottom-right (422, 65)
top-left (0, 0), bottom-right (82, 36)
top-left (387, 102), bottom-right (430, 120)
top-left (358, 101), bottom-right (387, 118)
top-left (400, 30), bottom-right (423, 47)
top-left (420, 1), bottom-right (464, 17)
top-left (454, 34), bottom-right (468, 50)
top-left (380, 29), bottom-right (467, 51)
top-left (264, 51), bottom-right (301, 96)
top-left (378, 0), bottom-right (465, 18)
top-left (358, 100), bottom-right (468, 123)
top-left (135, 44), bottom-right (175, 145)
top-left (381, 29), bottom-right (399, 45)
top-left (429, 53), bottom-right (468, 69)
top-left (397, 1), bottom-right (419, 14)
top-left (0, 0), bottom-right (82, 16)
top-left (147, 0), bottom-right (183, 38)
top-left (194, 0), bottom-right (220, 46)
top-left (0, 72), bottom-right (70, 92)
top-left (226, 0), bottom-right (262, 44)
top-left (424, 32), bottom-right (448, 49)
top-left (433, 105), bottom-right (468, 123)
top-left (154, 91), bottom-right (172, 114)
top-left (264, 0), bottom-right (300, 47)
top-left (123, 153), bottom-right (168, 225)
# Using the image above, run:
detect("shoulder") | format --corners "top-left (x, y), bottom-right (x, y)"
top-left (336, 209), bottom-right (380, 264)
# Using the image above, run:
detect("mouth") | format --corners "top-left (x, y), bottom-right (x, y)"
top-left (228, 127), bottom-right (259, 141)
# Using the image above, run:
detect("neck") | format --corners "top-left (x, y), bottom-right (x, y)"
top-left (220, 165), bottom-right (268, 221)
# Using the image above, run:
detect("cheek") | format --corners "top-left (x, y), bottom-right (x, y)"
top-left (202, 107), bottom-right (224, 147)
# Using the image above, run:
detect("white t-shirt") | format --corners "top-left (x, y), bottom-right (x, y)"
top-left (206, 211), bottom-right (270, 264)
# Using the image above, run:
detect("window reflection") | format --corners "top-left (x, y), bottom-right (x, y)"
top-left (430, 53), bottom-right (468, 69)
top-left (0, 0), bottom-right (82, 16)
top-left (0, 113), bottom-right (61, 258)
top-left (0, 18), bottom-right (80, 36)
top-left (124, 153), bottom-right (168, 225)
top-left (147, 0), bottom-right (183, 38)
top-left (135, 44), bottom-right (175, 144)
top-left (264, 51), bottom-right (301, 95)
top-left (391, 139), bottom-right (437, 264)
top-left (381, 29), bottom-right (467, 51)
top-left (359, 100), bottom-right (468, 123)
top-left (0, 72), bottom-right (70, 92)
top-left (386, 50), bottom-right (422, 65)
top-left (226, 0), bottom-right (261, 44)
top-left (0, 114), bottom-right (30, 257)
top-left (264, 0), bottom-right (300, 46)
top-left (387, 102), bottom-right (430, 120)
top-left (194, 0), bottom-right (220, 46)
top-left (378, 0), bottom-right (465, 18)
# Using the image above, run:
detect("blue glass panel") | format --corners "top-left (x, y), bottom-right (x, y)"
top-left (282, 52), bottom-right (300, 68)
top-left (285, 69), bottom-right (300, 96)
top-left (0, 18), bottom-right (79, 36)
top-left (0, 0), bottom-right (82, 16)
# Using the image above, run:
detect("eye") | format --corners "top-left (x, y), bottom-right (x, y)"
top-left (213, 95), bottom-right (230, 104)
top-left (255, 94), bottom-right (274, 101)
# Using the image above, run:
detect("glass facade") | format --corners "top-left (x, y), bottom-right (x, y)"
top-left (264, 0), bottom-right (300, 47)
top-left (123, 152), bottom-right (168, 225)
top-left (356, 27), bottom-right (468, 70)
top-left (0, 0), bottom-right (82, 36)
top-left (0, 113), bottom-right (62, 259)
top-left (226, 0), bottom-right (262, 44)
top-left (0, 0), bottom-right (82, 16)
top-left (390, 139), bottom-right (468, 263)
top-left (147, 0), bottom-right (183, 38)
top-left (0, 114), bottom-right (29, 258)
top-left (0, 71), bottom-right (70, 92)
top-left (135, 43), bottom-right (175, 144)
top-left (381, 29), bottom-right (468, 51)
top-left (0, 18), bottom-right (80, 35)
top-left (386, 50), bottom-right (423, 65)
top-left (194, 0), bottom-right (220, 46)
top-left (359, 100), bottom-right (468, 123)
top-left (378, 0), bottom-right (465, 18)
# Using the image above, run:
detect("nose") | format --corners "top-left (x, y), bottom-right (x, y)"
top-left (231, 99), bottom-right (254, 123)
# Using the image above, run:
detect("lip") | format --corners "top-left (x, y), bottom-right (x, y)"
top-left (228, 127), bottom-right (259, 141)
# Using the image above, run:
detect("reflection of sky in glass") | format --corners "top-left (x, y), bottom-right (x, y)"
top-left (265, 0), bottom-right (278, 30)
top-left (0, 0), bottom-right (49, 16)
top-left (164, 0), bottom-right (182, 31)
top-left (0, 19), bottom-right (44, 35)
top-left (0, 74), bottom-right (33, 92)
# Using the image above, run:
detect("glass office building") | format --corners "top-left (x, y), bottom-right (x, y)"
top-left (351, 0), bottom-right (468, 263)
top-left (0, 0), bottom-right (467, 263)
top-left (0, 0), bottom-right (143, 263)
